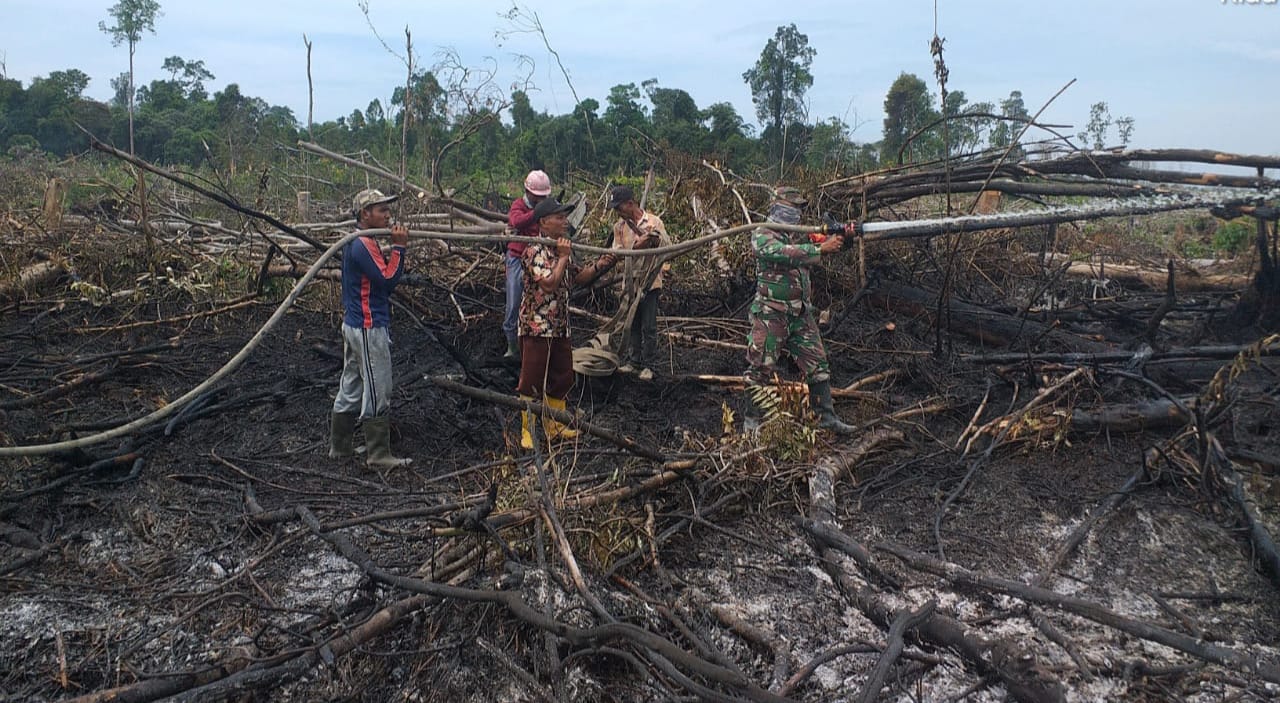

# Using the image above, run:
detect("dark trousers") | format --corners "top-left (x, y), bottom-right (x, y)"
top-left (630, 290), bottom-right (659, 364)
top-left (517, 336), bottom-right (574, 400)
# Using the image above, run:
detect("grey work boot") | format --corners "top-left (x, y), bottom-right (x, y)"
top-left (329, 411), bottom-right (358, 458)
top-left (809, 380), bottom-right (855, 435)
top-left (363, 416), bottom-right (413, 468)
top-left (503, 339), bottom-right (520, 361)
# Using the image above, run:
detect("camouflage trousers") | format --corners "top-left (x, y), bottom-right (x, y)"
top-left (745, 298), bottom-right (831, 385)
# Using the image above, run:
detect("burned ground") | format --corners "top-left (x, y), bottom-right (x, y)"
top-left (3, 198), bottom-right (1280, 703)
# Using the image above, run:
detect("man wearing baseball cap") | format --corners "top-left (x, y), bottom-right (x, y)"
top-left (608, 185), bottom-right (671, 380)
top-left (328, 188), bottom-right (414, 468)
top-left (503, 170), bottom-right (553, 361)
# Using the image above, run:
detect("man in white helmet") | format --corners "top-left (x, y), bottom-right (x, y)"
top-left (504, 170), bottom-right (552, 360)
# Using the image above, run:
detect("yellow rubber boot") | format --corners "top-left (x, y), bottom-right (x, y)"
top-left (519, 396), bottom-right (535, 449)
top-left (543, 396), bottom-right (579, 441)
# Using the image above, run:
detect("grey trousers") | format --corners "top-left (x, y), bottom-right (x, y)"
top-left (333, 324), bottom-right (394, 419)
top-left (503, 253), bottom-right (523, 345)
top-left (630, 289), bottom-right (659, 364)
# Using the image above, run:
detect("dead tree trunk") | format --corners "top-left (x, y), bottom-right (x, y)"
top-left (871, 280), bottom-right (1108, 353)
top-left (1225, 211), bottom-right (1280, 332)
top-left (42, 178), bottom-right (66, 232)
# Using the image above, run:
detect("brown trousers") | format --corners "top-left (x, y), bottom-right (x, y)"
top-left (516, 336), bottom-right (574, 400)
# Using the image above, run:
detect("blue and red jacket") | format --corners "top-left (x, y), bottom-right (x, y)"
top-left (341, 234), bottom-right (406, 328)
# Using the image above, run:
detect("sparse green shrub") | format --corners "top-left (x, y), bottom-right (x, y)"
top-left (1212, 220), bottom-right (1253, 256)
top-left (1180, 238), bottom-right (1211, 259)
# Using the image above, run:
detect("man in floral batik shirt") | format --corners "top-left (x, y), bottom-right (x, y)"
top-left (516, 197), bottom-right (616, 448)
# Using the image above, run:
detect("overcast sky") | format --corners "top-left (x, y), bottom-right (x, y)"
top-left (3, 0), bottom-right (1279, 157)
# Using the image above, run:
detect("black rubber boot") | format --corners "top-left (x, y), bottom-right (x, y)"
top-left (329, 411), bottom-right (357, 458)
top-left (363, 416), bottom-right (412, 468)
top-left (809, 380), bottom-right (855, 435)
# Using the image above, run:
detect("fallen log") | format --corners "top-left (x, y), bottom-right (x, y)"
top-left (297, 140), bottom-right (508, 224)
top-left (800, 429), bottom-right (1063, 702)
top-left (1224, 459), bottom-right (1280, 589)
top-left (1002, 156), bottom-right (1277, 190)
top-left (88, 136), bottom-right (327, 252)
top-left (664, 373), bottom-right (879, 400)
top-left (1227, 447), bottom-right (1280, 471)
top-left (804, 524), bottom-right (1066, 703)
top-left (0, 367), bottom-right (118, 410)
top-left (0, 260), bottom-right (66, 301)
top-left (266, 263), bottom-right (339, 282)
top-left (299, 507), bottom-right (794, 703)
top-left (1041, 257), bottom-right (1250, 293)
top-left (871, 280), bottom-right (1108, 352)
top-left (62, 650), bottom-right (257, 703)
top-left (1035, 465), bottom-right (1144, 589)
top-left (1070, 398), bottom-right (1198, 433)
top-left (857, 190), bottom-right (1279, 242)
top-left (863, 177), bottom-right (1161, 204)
top-left (1099, 148), bottom-right (1280, 170)
top-left (808, 429), bottom-right (904, 526)
top-left (874, 540), bottom-right (1280, 684)
top-left (426, 375), bottom-right (667, 462)
top-left (856, 601), bottom-right (936, 703)
top-left (963, 341), bottom-right (1280, 366)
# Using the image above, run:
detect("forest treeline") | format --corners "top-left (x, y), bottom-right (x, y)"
top-left (0, 16), bottom-right (1133, 194)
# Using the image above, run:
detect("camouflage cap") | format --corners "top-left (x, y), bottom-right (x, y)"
top-left (774, 186), bottom-right (808, 207)
top-left (352, 188), bottom-right (398, 215)
top-left (768, 202), bottom-right (802, 225)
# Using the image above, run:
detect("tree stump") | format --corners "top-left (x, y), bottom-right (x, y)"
top-left (42, 178), bottom-right (66, 232)
top-left (296, 191), bottom-right (312, 222)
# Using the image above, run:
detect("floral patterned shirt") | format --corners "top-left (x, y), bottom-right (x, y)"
top-left (519, 241), bottom-right (575, 338)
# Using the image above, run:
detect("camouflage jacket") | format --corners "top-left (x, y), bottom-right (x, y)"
top-left (752, 203), bottom-right (820, 309)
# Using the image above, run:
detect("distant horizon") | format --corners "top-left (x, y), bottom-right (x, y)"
top-left (4, 0), bottom-right (1280, 160)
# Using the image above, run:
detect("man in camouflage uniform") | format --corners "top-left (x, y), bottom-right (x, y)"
top-left (743, 186), bottom-right (855, 434)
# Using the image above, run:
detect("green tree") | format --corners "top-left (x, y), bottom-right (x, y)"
top-left (602, 83), bottom-right (647, 172)
top-left (20, 70), bottom-right (108, 154)
top-left (1079, 101), bottom-right (1111, 150)
top-left (392, 70), bottom-right (446, 168)
top-left (805, 117), bottom-right (854, 170)
top-left (940, 90), bottom-right (977, 156)
top-left (603, 83), bottom-right (646, 134)
top-left (644, 80), bottom-right (705, 155)
top-left (701, 101), bottom-right (758, 168)
top-left (742, 24), bottom-right (815, 159)
top-left (0, 76), bottom-right (24, 148)
top-left (136, 78), bottom-right (184, 112)
top-left (881, 72), bottom-right (937, 164)
top-left (510, 90), bottom-right (539, 133)
top-left (703, 102), bottom-right (748, 141)
top-left (99, 0), bottom-right (162, 154)
top-left (989, 90), bottom-right (1028, 152)
top-left (109, 72), bottom-right (130, 108)
top-left (213, 83), bottom-right (271, 173)
top-left (1078, 101), bottom-right (1134, 149)
top-left (1115, 115), bottom-right (1135, 146)
top-left (37, 69), bottom-right (91, 99)
top-left (960, 99), bottom-right (995, 154)
top-left (161, 56), bottom-right (214, 99)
